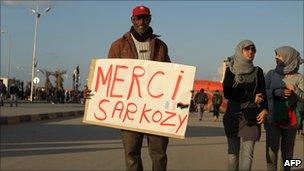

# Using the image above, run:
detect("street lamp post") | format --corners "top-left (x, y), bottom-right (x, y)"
top-left (29, 4), bottom-right (51, 101)
top-left (1, 30), bottom-right (12, 92)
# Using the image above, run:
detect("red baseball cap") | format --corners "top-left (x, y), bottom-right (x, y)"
top-left (132, 6), bottom-right (151, 16)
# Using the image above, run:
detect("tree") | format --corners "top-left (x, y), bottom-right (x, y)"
top-left (40, 69), bottom-right (53, 94)
top-left (52, 69), bottom-right (67, 103)
top-left (40, 69), bottom-right (54, 102)
top-left (53, 69), bottom-right (67, 91)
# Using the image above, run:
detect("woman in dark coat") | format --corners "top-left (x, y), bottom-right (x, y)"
top-left (223, 40), bottom-right (268, 171)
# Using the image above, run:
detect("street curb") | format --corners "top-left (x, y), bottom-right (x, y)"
top-left (0, 110), bottom-right (84, 125)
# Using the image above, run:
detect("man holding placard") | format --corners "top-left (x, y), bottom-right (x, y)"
top-left (108, 5), bottom-right (170, 171)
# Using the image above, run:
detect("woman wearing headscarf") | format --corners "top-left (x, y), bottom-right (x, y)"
top-left (223, 40), bottom-right (268, 171)
top-left (264, 46), bottom-right (304, 171)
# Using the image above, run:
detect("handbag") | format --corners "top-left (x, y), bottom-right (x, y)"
top-left (240, 67), bottom-right (262, 126)
top-left (241, 102), bottom-right (263, 126)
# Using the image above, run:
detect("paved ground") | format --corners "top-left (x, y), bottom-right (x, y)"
top-left (0, 103), bottom-right (84, 125)
top-left (1, 109), bottom-right (304, 170)
top-left (0, 103), bottom-right (303, 170)
top-left (1, 103), bottom-right (84, 117)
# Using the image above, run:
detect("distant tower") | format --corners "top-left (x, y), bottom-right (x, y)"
top-left (220, 59), bottom-right (229, 83)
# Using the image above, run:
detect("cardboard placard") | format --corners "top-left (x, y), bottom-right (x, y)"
top-left (83, 59), bottom-right (196, 139)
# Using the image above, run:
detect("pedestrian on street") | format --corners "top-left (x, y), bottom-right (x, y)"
top-left (264, 46), bottom-right (304, 171)
top-left (107, 5), bottom-right (171, 171)
top-left (223, 40), bottom-right (268, 171)
top-left (9, 83), bottom-right (19, 107)
top-left (0, 79), bottom-right (6, 106)
top-left (212, 90), bottom-right (223, 122)
top-left (82, 85), bottom-right (91, 105)
top-left (189, 90), bottom-right (197, 114)
top-left (194, 88), bottom-right (208, 121)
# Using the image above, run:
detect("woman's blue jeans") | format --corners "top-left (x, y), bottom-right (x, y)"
top-left (227, 137), bottom-right (256, 171)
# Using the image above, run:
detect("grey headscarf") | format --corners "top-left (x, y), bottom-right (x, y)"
top-left (275, 46), bottom-right (303, 75)
top-left (228, 40), bottom-right (257, 85)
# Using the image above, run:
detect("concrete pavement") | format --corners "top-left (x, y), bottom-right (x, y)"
top-left (0, 103), bottom-right (84, 125)
top-left (1, 113), bottom-right (303, 170)
top-left (0, 103), bottom-right (303, 170)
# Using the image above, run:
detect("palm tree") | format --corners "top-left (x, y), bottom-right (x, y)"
top-left (41, 69), bottom-right (54, 102)
top-left (40, 69), bottom-right (53, 94)
top-left (52, 69), bottom-right (67, 103)
top-left (53, 69), bottom-right (67, 91)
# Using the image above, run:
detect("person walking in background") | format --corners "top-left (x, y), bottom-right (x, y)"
top-left (264, 46), bottom-right (304, 171)
top-left (212, 90), bottom-right (223, 122)
top-left (82, 85), bottom-right (91, 105)
top-left (0, 79), bottom-right (6, 106)
top-left (194, 88), bottom-right (208, 121)
top-left (9, 83), bottom-right (19, 107)
top-left (189, 90), bottom-right (197, 114)
top-left (223, 40), bottom-right (268, 171)
top-left (107, 5), bottom-right (171, 171)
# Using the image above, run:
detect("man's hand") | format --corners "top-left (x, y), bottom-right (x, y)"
top-left (256, 109), bottom-right (268, 124)
top-left (84, 89), bottom-right (93, 99)
top-left (254, 93), bottom-right (264, 104)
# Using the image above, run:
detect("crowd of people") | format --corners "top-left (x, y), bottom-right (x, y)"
top-left (0, 79), bottom-right (88, 106)
top-left (1, 5), bottom-right (303, 171)
top-left (0, 79), bottom-right (23, 107)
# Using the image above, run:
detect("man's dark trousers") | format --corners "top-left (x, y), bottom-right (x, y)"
top-left (121, 130), bottom-right (169, 171)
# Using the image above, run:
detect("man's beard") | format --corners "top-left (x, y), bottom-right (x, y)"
top-left (130, 26), bottom-right (153, 42)
top-left (136, 26), bottom-right (148, 35)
